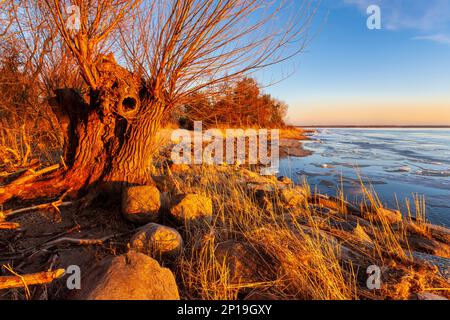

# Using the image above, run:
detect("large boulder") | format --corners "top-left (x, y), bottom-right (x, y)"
top-left (122, 185), bottom-right (161, 224)
top-left (169, 194), bottom-right (213, 225)
top-left (130, 223), bottom-right (183, 260)
top-left (71, 252), bottom-right (180, 300)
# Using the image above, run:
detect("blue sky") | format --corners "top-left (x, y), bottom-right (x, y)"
top-left (265, 0), bottom-right (450, 125)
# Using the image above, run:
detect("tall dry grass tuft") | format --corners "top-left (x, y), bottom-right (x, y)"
top-left (165, 165), bottom-right (358, 300)
top-left (0, 114), bottom-right (62, 172)
top-left (157, 162), bottom-right (450, 300)
top-left (405, 194), bottom-right (430, 237)
top-left (248, 224), bottom-right (357, 300)
top-left (178, 231), bottom-right (240, 300)
top-left (358, 179), bottom-right (410, 263)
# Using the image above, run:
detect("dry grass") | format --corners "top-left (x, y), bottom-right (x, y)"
top-left (154, 164), bottom-right (449, 300)
top-left (1, 122), bottom-right (449, 300)
top-left (358, 182), bottom-right (410, 263)
top-left (0, 115), bottom-right (62, 173)
top-left (405, 194), bottom-right (430, 237)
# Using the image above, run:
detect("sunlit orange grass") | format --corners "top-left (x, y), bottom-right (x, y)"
top-left (168, 165), bottom-right (357, 300)
top-left (357, 176), bottom-right (411, 263)
top-left (0, 117), bottom-right (62, 171)
top-left (405, 194), bottom-right (430, 237)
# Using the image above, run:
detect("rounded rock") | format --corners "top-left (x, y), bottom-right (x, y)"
top-left (122, 185), bottom-right (161, 224)
top-left (130, 223), bottom-right (183, 260)
top-left (169, 194), bottom-right (213, 225)
top-left (71, 252), bottom-right (180, 300)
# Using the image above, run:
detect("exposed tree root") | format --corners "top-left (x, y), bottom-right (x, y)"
top-left (0, 168), bottom-right (83, 205)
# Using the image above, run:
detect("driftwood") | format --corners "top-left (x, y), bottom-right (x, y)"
top-left (0, 222), bottom-right (20, 230)
top-left (41, 235), bottom-right (119, 248)
top-left (0, 163), bottom-right (39, 180)
top-left (3, 200), bottom-right (73, 219)
top-left (9, 164), bottom-right (60, 186)
top-left (0, 269), bottom-right (65, 290)
top-left (309, 194), bottom-right (362, 216)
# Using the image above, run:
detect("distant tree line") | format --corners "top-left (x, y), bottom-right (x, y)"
top-left (180, 78), bottom-right (288, 129)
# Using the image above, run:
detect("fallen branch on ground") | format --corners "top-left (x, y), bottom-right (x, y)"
top-left (41, 233), bottom-right (126, 249)
top-left (0, 163), bottom-right (39, 180)
top-left (3, 200), bottom-right (73, 220)
top-left (9, 164), bottom-right (60, 185)
top-left (0, 222), bottom-right (20, 230)
top-left (0, 268), bottom-right (65, 290)
top-left (0, 231), bottom-right (131, 262)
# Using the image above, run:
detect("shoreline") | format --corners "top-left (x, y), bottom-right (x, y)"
top-left (1, 127), bottom-right (449, 300)
top-left (279, 127), bottom-right (314, 158)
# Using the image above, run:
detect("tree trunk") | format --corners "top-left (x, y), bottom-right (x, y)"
top-left (0, 57), bottom-right (165, 204)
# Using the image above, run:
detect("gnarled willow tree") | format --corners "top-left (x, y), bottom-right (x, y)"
top-left (0, 0), bottom-right (317, 204)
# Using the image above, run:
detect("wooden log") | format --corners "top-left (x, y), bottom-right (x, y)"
top-left (0, 269), bottom-right (65, 290)
top-left (309, 194), bottom-right (362, 216)
top-left (11, 164), bottom-right (60, 185)
top-left (0, 222), bottom-right (20, 230)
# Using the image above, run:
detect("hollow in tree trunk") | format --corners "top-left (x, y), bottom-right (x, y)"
top-left (0, 56), bottom-right (165, 204)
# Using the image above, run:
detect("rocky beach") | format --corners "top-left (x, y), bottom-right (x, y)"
top-left (1, 128), bottom-right (449, 300)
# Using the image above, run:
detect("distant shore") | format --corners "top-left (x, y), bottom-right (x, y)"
top-left (279, 127), bottom-right (313, 158)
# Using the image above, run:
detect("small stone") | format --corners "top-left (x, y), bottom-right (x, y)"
top-left (169, 194), bottom-right (213, 224)
top-left (277, 176), bottom-right (293, 185)
top-left (363, 207), bottom-right (403, 224)
top-left (71, 252), bottom-right (180, 300)
top-left (246, 183), bottom-right (275, 199)
top-left (279, 188), bottom-right (305, 207)
top-left (122, 185), bottom-right (161, 224)
top-left (130, 223), bottom-right (183, 260)
top-left (311, 195), bottom-right (341, 211)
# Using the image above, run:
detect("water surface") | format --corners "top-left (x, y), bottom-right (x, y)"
top-left (279, 128), bottom-right (450, 227)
